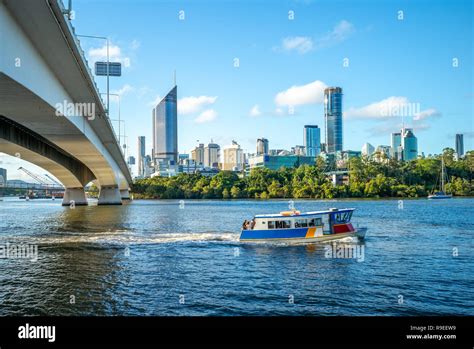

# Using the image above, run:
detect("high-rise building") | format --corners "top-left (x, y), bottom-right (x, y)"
top-left (0, 168), bottom-right (6, 186)
top-left (304, 125), bottom-right (321, 157)
top-left (137, 136), bottom-right (146, 177)
top-left (292, 145), bottom-right (306, 156)
top-left (152, 85), bottom-right (178, 164)
top-left (390, 132), bottom-right (402, 159)
top-left (256, 138), bottom-right (269, 155)
top-left (402, 128), bottom-right (418, 161)
top-left (222, 140), bottom-right (244, 171)
top-left (191, 143), bottom-right (205, 165)
top-left (361, 143), bottom-right (375, 157)
top-left (204, 141), bottom-right (220, 168)
top-left (455, 134), bottom-right (464, 158)
top-left (324, 87), bottom-right (343, 154)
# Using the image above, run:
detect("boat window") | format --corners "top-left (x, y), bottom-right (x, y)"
top-left (268, 221), bottom-right (275, 229)
top-left (334, 211), bottom-right (352, 223)
top-left (295, 219), bottom-right (308, 228)
top-left (308, 218), bottom-right (323, 227)
top-left (275, 220), bottom-right (291, 229)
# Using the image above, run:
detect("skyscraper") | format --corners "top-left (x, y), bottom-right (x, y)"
top-left (152, 85), bottom-right (178, 164)
top-left (402, 128), bottom-right (418, 161)
top-left (137, 136), bottom-right (146, 177)
top-left (391, 132), bottom-right (402, 160)
top-left (191, 143), bottom-right (205, 165)
top-left (304, 125), bottom-right (321, 157)
top-left (204, 141), bottom-right (220, 168)
top-left (324, 87), bottom-right (343, 154)
top-left (361, 143), bottom-right (375, 157)
top-left (256, 138), bottom-right (269, 155)
top-left (455, 134), bottom-right (464, 158)
top-left (222, 140), bottom-right (244, 171)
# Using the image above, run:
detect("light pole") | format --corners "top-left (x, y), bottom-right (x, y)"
top-left (77, 34), bottom-right (110, 116)
top-left (101, 92), bottom-right (121, 145)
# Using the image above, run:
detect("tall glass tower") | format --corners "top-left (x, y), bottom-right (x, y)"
top-left (324, 87), bottom-right (343, 153)
top-left (455, 134), bottom-right (464, 158)
top-left (153, 85), bottom-right (178, 164)
top-left (137, 136), bottom-right (146, 177)
top-left (304, 125), bottom-right (321, 157)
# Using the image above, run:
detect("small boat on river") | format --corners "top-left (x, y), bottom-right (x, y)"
top-left (240, 207), bottom-right (367, 243)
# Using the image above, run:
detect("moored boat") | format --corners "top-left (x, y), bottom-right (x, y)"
top-left (240, 207), bottom-right (367, 243)
top-left (428, 157), bottom-right (452, 199)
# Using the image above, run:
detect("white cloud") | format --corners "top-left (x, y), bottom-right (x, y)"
top-left (275, 80), bottom-right (327, 106)
top-left (281, 36), bottom-right (314, 54)
top-left (345, 97), bottom-right (410, 119)
top-left (413, 108), bottom-right (441, 121)
top-left (112, 84), bottom-right (134, 97)
top-left (345, 96), bottom-right (440, 122)
top-left (130, 39), bottom-right (140, 50)
top-left (195, 109), bottom-right (217, 123)
top-left (178, 96), bottom-right (217, 115)
top-left (249, 105), bottom-right (262, 117)
top-left (88, 43), bottom-right (131, 67)
top-left (315, 20), bottom-right (355, 49)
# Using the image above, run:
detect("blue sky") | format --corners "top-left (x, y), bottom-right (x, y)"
top-left (1, 0), bottom-right (473, 180)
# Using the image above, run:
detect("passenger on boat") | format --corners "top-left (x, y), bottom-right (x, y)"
top-left (250, 219), bottom-right (255, 230)
top-left (242, 220), bottom-right (248, 230)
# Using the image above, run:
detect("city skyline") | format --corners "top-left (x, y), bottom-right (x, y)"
top-left (0, 0), bottom-right (472, 180)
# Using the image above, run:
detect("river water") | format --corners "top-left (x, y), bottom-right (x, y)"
top-left (0, 198), bottom-right (472, 316)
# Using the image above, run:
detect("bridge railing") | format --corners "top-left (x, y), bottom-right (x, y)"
top-left (57, 0), bottom-right (121, 147)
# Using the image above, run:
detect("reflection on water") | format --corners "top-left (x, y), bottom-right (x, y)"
top-left (0, 198), bottom-right (473, 315)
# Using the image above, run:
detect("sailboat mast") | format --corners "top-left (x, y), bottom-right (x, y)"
top-left (441, 156), bottom-right (445, 192)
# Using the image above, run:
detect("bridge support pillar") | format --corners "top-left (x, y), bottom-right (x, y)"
top-left (62, 188), bottom-right (88, 206)
top-left (120, 189), bottom-right (131, 200)
top-left (98, 186), bottom-right (122, 205)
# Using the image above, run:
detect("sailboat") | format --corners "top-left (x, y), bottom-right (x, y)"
top-left (428, 157), bottom-right (452, 199)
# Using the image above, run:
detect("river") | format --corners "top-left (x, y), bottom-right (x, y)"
top-left (0, 197), bottom-right (472, 315)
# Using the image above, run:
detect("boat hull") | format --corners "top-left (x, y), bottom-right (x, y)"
top-left (428, 194), bottom-right (452, 199)
top-left (240, 227), bottom-right (367, 244)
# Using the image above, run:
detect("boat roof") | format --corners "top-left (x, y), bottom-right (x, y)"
top-left (254, 208), bottom-right (355, 219)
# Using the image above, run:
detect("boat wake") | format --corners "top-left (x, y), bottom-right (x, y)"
top-left (1, 230), bottom-right (241, 246)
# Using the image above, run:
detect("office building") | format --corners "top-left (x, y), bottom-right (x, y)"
top-left (152, 85), bottom-right (178, 164)
top-left (456, 134), bottom-right (464, 158)
top-left (191, 143), bottom-right (205, 165)
top-left (137, 136), bottom-right (146, 177)
top-left (304, 125), bottom-right (321, 157)
top-left (0, 168), bottom-right (6, 186)
top-left (324, 87), bottom-right (343, 153)
top-left (204, 141), bottom-right (220, 168)
top-left (222, 140), bottom-right (244, 171)
top-left (402, 128), bottom-right (418, 161)
top-left (247, 154), bottom-right (316, 174)
top-left (256, 138), bottom-right (269, 155)
top-left (361, 143), bottom-right (375, 157)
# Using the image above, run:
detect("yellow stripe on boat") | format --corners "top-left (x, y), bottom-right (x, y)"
top-left (305, 227), bottom-right (317, 238)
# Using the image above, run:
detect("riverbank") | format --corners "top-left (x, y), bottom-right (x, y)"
top-left (132, 155), bottom-right (474, 200)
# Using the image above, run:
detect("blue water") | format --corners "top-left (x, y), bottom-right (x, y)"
top-left (0, 198), bottom-right (473, 316)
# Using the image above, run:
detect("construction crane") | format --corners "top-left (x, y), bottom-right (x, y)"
top-left (18, 167), bottom-right (51, 186)
top-left (44, 174), bottom-right (64, 188)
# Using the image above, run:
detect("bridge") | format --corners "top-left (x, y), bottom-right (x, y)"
top-left (0, 0), bottom-right (132, 205)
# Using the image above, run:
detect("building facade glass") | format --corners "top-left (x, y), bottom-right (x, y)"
top-left (324, 87), bottom-right (343, 154)
top-left (456, 134), bottom-right (464, 158)
top-left (304, 125), bottom-right (321, 157)
top-left (153, 85), bottom-right (178, 164)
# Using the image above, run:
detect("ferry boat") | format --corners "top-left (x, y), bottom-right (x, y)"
top-left (240, 208), bottom-right (367, 243)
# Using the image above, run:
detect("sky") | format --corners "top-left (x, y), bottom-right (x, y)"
top-left (1, 0), bottom-right (473, 180)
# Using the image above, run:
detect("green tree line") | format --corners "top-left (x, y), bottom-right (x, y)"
top-left (132, 149), bottom-right (474, 199)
